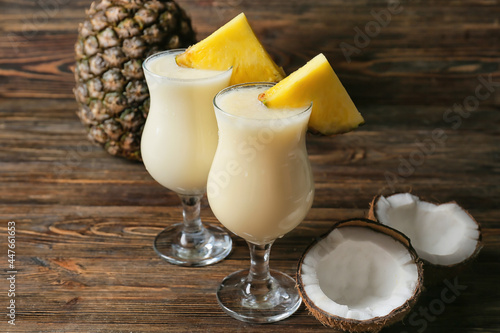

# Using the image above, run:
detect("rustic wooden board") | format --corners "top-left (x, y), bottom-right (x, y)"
top-left (1, 0), bottom-right (499, 332)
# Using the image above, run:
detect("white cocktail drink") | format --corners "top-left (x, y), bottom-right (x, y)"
top-left (141, 49), bottom-right (232, 267)
top-left (209, 83), bottom-right (314, 323)
top-left (208, 85), bottom-right (314, 245)
top-left (142, 50), bottom-right (231, 195)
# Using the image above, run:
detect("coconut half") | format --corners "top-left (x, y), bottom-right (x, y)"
top-left (297, 219), bottom-right (423, 333)
top-left (369, 193), bottom-right (482, 283)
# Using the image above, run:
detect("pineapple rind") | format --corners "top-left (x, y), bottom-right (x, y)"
top-left (74, 0), bottom-right (196, 161)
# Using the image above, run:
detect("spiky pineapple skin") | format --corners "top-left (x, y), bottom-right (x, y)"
top-left (74, 0), bottom-right (196, 161)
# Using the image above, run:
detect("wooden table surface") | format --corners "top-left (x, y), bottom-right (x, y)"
top-left (1, 0), bottom-right (499, 332)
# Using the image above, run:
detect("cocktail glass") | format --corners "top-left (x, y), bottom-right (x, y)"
top-left (208, 83), bottom-right (314, 322)
top-left (141, 49), bottom-right (232, 267)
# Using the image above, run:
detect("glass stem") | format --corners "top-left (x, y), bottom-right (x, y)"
top-left (244, 241), bottom-right (275, 303)
top-left (178, 194), bottom-right (206, 248)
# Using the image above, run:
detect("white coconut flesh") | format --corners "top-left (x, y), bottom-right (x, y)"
top-left (300, 226), bottom-right (419, 321)
top-left (374, 193), bottom-right (480, 266)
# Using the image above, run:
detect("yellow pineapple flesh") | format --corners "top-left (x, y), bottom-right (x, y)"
top-left (176, 13), bottom-right (285, 85)
top-left (259, 53), bottom-right (364, 135)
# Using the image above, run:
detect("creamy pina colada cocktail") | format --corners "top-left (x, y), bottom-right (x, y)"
top-left (141, 49), bottom-right (232, 267)
top-left (209, 83), bottom-right (314, 323)
top-left (208, 84), bottom-right (314, 244)
top-left (141, 50), bottom-right (232, 194)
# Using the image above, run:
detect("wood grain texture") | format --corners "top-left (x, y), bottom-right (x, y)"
top-left (1, 0), bottom-right (500, 105)
top-left (0, 0), bottom-right (499, 332)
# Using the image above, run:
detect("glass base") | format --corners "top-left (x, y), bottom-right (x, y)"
top-left (154, 223), bottom-right (232, 267)
top-left (216, 269), bottom-right (302, 323)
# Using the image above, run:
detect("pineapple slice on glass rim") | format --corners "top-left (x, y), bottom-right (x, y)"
top-left (259, 53), bottom-right (364, 136)
top-left (175, 13), bottom-right (285, 85)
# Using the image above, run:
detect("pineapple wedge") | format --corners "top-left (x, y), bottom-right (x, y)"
top-left (259, 53), bottom-right (364, 135)
top-left (176, 13), bottom-right (285, 85)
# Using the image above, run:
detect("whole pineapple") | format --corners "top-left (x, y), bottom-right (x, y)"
top-left (74, 0), bottom-right (196, 160)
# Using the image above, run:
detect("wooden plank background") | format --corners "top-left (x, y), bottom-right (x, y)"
top-left (0, 0), bottom-right (499, 332)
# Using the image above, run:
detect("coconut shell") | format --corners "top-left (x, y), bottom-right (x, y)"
top-left (368, 193), bottom-right (483, 286)
top-left (296, 218), bottom-right (424, 333)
